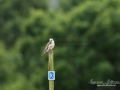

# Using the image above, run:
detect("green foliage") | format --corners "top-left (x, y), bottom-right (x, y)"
top-left (0, 0), bottom-right (120, 90)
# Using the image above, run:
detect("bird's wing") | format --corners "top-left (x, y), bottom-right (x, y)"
top-left (45, 41), bottom-right (51, 51)
top-left (41, 41), bottom-right (51, 55)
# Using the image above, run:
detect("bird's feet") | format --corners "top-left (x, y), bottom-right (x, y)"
top-left (49, 49), bottom-right (53, 54)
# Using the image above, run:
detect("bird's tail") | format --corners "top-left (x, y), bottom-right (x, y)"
top-left (41, 50), bottom-right (47, 56)
top-left (41, 51), bottom-right (45, 56)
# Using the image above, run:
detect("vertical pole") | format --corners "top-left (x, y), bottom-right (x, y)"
top-left (48, 50), bottom-right (54, 90)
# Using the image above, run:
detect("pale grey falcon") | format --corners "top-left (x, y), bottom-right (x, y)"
top-left (41, 38), bottom-right (55, 55)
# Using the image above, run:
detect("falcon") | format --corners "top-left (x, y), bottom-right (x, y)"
top-left (41, 38), bottom-right (55, 55)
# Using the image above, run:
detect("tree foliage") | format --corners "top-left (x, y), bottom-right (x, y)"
top-left (0, 0), bottom-right (120, 90)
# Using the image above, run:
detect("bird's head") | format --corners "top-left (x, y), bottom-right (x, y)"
top-left (49, 38), bottom-right (53, 42)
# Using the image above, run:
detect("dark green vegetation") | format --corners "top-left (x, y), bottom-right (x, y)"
top-left (0, 0), bottom-right (120, 90)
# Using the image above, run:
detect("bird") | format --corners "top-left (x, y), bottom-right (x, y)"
top-left (41, 38), bottom-right (55, 55)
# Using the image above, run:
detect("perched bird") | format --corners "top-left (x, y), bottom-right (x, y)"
top-left (41, 38), bottom-right (55, 55)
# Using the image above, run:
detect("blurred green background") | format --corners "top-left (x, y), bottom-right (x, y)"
top-left (0, 0), bottom-right (120, 90)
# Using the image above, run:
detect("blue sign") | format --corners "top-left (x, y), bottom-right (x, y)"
top-left (48, 71), bottom-right (55, 80)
